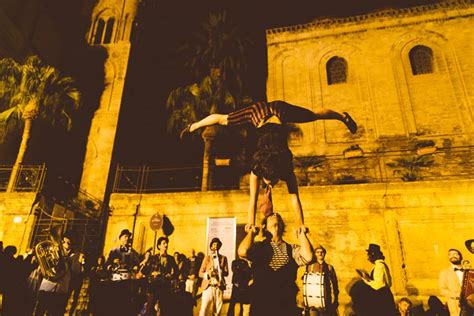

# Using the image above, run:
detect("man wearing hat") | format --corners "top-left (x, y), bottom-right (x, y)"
top-left (199, 237), bottom-right (229, 316)
top-left (36, 229), bottom-right (79, 316)
top-left (141, 236), bottom-right (178, 316)
top-left (360, 243), bottom-right (396, 316)
top-left (106, 228), bottom-right (140, 273)
top-left (104, 229), bottom-right (141, 315)
top-left (465, 239), bottom-right (474, 254)
top-left (304, 245), bottom-right (339, 316)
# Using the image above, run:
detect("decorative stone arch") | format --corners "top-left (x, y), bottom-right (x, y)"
top-left (89, 8), bottom-right (119, 45)
top-left (309, 44), bottom-right (374, 142)
top-left (267, 47), bottom-right (315, 146)
top-left (268, 47), bottom-right (307, 101)
top-left (313, 44), bottom-right (361, 87)
top-left (390, 30), bottom-right (469, 136)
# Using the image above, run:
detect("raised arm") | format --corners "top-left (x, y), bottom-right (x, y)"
top-left (286, 172), bottom-right (304, 226)
top-left (248, 171), bottom-right (260, 226)
top-left (297, 226), bottom-right (313, 263)
top-left (238, 225), bottom-right (257, 259)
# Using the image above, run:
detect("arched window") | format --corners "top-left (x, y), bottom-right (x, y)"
top-left (104, 18), bottom-right (115, 44)
top-left (409, 45), bottom-right (433, 75)
top-left (326, 56), bottom-right (347, 85)
top-left (93, 19), bottom-right (105, 44)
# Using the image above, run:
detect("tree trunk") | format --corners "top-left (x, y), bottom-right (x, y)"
top-left (201, 126), bottom-right (217, 192)
top-left (7, 117), bottom-right (32, 192)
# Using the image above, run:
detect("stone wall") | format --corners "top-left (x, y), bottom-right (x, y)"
top-left (266, 1), bottom-right (474, 158)
top-left (107, 179), bottom-right (474, 310)
top-left (0, 192), bottom-right (37, 253)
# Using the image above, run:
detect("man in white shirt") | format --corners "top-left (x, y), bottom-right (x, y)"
top-left (439, 248), bottom-right (465, 316)
top-left (360, 243), bottom-right (396, 316)
top-left (199, 238), bottom-right (229, 316)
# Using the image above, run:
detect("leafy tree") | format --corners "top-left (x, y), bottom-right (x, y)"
top-left (0, 56), bottom-right (80, 192)
top-left (180, 11), bottom-right (252, 94)
top-left (167, 11), bottom-right (253, 191)
top-left (167, 74), bottom-right (251, 191)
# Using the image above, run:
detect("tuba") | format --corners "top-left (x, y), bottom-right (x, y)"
top-left (35, 225), bottom-right (67, 282)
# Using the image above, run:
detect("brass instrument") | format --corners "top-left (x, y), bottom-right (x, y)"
top-left (35, 225), bottom-right (67, 282)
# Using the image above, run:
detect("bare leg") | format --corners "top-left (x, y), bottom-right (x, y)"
top-left (311, 108), bottom-right (357, 134)
top-left (189, 114), bottom-right (228, 132)
top-left (282, 102), bottom-right (357, 133)
top-left (313, 108), bottom-right (345, 121)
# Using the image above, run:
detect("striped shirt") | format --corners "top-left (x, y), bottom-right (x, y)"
top-left (268, 242), bottom-right (308, 271)
top-left (227, 101), bottom-right (283, 127)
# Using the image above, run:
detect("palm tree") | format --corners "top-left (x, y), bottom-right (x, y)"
top-left (168, 11), bottom-right (253, 191)
top-left (166, 74), bottom-right (240, 191)
top-left (386, 155), bottom-right (434, 182)
top-left (0, 56), bottom-right (80, 192)
top-left (181, 11), bottom-right (252, 94)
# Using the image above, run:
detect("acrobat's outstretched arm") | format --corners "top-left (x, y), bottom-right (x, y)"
top-left (190, 114), bottom-right (228, 132)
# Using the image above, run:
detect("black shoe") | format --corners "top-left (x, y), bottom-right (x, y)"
top-left (342, 112), bottom-right (357, 134)
top-left (179, 123), bottom-right (192, 139)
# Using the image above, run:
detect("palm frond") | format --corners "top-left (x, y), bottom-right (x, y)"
top-left (0, 55), bottom-right (81, 136)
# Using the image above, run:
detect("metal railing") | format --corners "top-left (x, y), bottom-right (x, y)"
top-left (112, 146), bottom-right (474, 193)
top-left (0, 164), bottom-right (46, 192)
top-left (113, 165), bottom-right (203, 193)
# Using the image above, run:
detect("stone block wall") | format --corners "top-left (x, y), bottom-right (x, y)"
top-left (266, 2), bottom-right (474, 158)
top-left (0, 192), bottom-right (37, 253)
top-left (107, 179), bottom-right (474, 311)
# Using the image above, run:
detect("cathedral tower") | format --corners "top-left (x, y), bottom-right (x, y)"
top-left (79, 0), bottom-right (139, 200)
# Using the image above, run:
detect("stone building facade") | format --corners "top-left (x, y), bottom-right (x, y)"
top-left (265, 0), bottom-right (473, 158)
top-left (103, 2), bottom-right (474, 311)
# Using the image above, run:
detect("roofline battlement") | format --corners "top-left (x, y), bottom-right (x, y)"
top-left (266, 0), bottom-right (473, 41)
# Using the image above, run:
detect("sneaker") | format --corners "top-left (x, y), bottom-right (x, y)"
top-left (342, 112), bottom-right (357, 134)
top-left (179, 123), bottom-right (192, 139)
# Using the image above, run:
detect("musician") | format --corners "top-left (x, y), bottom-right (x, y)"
top-left (35, 231), bottom-right (78, 316)
top-left (238, 213), bottom-right (313, 316)
top-left (141, 236), bottom-right (178, 316)
top-left (465, 239), bottom-right (474, 254)
top-left (68, 251), bottom-right (86, 315)
top-left (439, 248), bottom-right (470, 316)
top-left (228, 258), bottom-right (252, 316)
top-left (106, 229), bottom-right (140, 273)
top-left (185, 248), bottom-right (201, 297)
top-left (104, 229), bottom-right (140, 315)
top-left (199, 237), bottom-right (229, 316)
top-left (305, 245), bottom-right (339, 316)
top-left (360, 243), bottom-right (397, 316)
top-left (88, 255), bottom-right (109, 315)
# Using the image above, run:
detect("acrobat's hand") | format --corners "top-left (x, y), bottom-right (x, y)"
top-left (244, 224), bottom-right (259, 235)
top-left (295, 225), bottom-right (309, 236)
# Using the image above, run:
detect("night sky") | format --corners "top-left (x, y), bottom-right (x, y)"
top-left (0, 0), bottom-right (442, 193)
top-left (112, 0), bottom-right (440, 169)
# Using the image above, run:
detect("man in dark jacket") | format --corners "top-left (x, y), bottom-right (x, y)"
top-left (141, 236), bottom-right (178, 316)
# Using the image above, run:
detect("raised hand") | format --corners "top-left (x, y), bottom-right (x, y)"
top-left (245, 224), bottom-right (259, 235)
